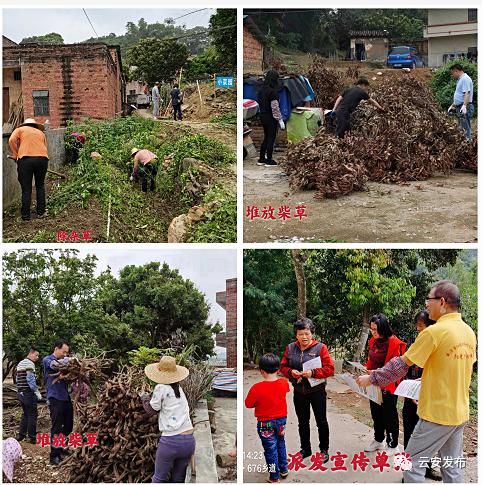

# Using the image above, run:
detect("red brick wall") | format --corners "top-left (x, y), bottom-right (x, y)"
top-left (225, 278), bottom-right (237, 368)
top-left (244, 26), bottom-right (264, 71)
top-left (4, 44), bottom-right (122, 128)
top-left (249, 118), bottom-right (288, 150)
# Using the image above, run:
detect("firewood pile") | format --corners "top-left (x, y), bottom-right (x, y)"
top-left (283, 60), bottom-right (477, 199)
top-left (51, 355), bottom-right (115, 386)
top-left (62, 362), bottom-right (214, 482)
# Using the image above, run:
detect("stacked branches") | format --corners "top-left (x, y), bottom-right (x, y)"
top-left (284, 57), bottom-right (477, 199)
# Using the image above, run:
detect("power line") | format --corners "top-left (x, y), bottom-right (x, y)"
top-left (159, 23), bottom-right (236, 43)
top-left (246, 9), bottom-right (324, 15)
top-left (83, 9), bottom-right (99, 38)
top-left (171, 8), bottom-right (210, 22)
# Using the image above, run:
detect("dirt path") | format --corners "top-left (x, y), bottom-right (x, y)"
top-left (243, 370), bottom-right (477, 483)
top-left (243, 158), bottom-right (477, 243)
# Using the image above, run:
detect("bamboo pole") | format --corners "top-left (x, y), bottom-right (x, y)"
top-left (196, 80), bottom-right (203, 106)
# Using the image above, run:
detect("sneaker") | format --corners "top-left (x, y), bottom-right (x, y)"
top-left (256, 159), bottom-right (266, 166)
top-left (266, 480), bottom-right (280, 483)
top-left (320, 450), bottom-right (330, 464)
top-left (280, 471), bottom-right (289, 479)
top-left (364, 439), bottom-right (385, 452)
top-left (300, 448), bottom-right (312, 459)
top-left (425, 466), bottom-right (442, 481)
top-left (385, 444), bottom-right (401, 456)
top-left (264, 159), bottom-right (278, 167)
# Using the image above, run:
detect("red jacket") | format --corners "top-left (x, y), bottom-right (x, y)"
top-left (280, 339), bottom-right (335, 380)
top-left (365, 335), bottom-right (406, 394)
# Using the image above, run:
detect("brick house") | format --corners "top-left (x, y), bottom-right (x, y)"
top-left (216, 278), bottom-right (237, 368)
top-left (424, 9), bottom-right (478, 66)
top-left (244, 15), bottom-right (267, 73)
top-left (3, 42), bottom-right (125, 128)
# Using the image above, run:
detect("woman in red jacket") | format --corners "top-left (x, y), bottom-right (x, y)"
top-left (364, 313), bottom-right (406, 455)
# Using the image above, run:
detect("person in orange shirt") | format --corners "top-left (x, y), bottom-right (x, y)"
top-left (8, 118), bottom-right (49, 221)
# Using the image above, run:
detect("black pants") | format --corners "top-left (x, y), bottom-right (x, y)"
top-left (49, 398), bottom-right (74, 459)
top-left (259, 113), bottom-right (278, 162)
top-left (293, 387), bottom-right (329, 453)
top-left (18, 391), bottom-right (38, 439)
top-left (17, 156), bottom-right (49, 219)
top-left (402, 397), bottom-right (419, 450)
top-left (139, 164), bottom-right (158, 192)
top-left (335, 110), bottom-right (351, 138)
top-left (173, 104), bottom-right (183, 121)
top-left (369, 390), bottom-right (399, 448)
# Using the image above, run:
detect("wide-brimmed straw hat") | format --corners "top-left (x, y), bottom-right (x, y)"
top-left (131, 147), bottom-right (141, 157)
top-left (19, 118), bottom-right (45, 131)
top-left (144, 356), bottom-right (189, 384)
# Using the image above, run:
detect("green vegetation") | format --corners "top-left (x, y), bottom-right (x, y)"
top-left (430, 59), bottom-right (478, 116)
top-left (49, 115), bottom-right (236, 242)
top-left (211, 111), bottom-right (236, 125)
top-left (20, 32), bottom-right (64, 44)
top-left (3, 250), bottom-right (221, 378)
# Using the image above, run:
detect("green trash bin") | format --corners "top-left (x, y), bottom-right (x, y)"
top-left (286, 109), bottom-right (323, 143)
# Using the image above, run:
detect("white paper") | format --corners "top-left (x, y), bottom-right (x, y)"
top-left (348, 361), bottom-right (368, 373)
top-left (339, 373), bottom-right (382, 405)
top-left (394, 379), bottom-right (421, 400)
top-left (303, 357), bottom-right (322, 387)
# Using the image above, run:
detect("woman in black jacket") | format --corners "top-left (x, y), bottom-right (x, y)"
top-left (257, 70), bottom-right (285, 167)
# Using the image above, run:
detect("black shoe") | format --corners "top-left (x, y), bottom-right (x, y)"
top-left (50, 456), bottom-right (61, 466)
top-left (320, 450), bottom-right (329, 464)
top-left (300, 448), bottom-right (312, 459)
top-left (425, 466), bottom-right (442, 481)
top-left (264, 159), bottom-right (278, 167)
top-left (37, 212), bottom-right (45, 218)
top-left (16, 434), bottom-right (26, 442)
top-left (27, 436), bottom-right (37, 444)
top-left (256, 159), bottom-right (266, 166)
top-left (61, 448), bottom-right (73, 456)
top-left (21, 216), bottom-right (31, 221)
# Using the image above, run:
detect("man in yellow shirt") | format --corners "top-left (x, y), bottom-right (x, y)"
top-left (357, 280), bottom-right (476, 482)
top-left (8, 118), bottom-right (49, 221)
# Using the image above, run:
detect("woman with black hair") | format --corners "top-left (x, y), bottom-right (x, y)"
top-left (402, 311), bottom-right (441, 481)
top-left (257, 70), bottom-right (285, 167)
top-left (142, 356), bottom-right (195, 483)
top-left (364, 313), bottom-right (406, 455)
top-left (280, 318), bottom-right (335, 463)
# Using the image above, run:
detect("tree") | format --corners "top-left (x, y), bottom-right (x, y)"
top-left (209, 9), bottom-right (237, 70)
top-left (21, 32), bottom-right (64, 44)
top-left (291, 249), bottom-right (307, 318)
top-left (105, 262), bottom-right (217, 359)
top-left (127, 38), bottom-right (188, 85)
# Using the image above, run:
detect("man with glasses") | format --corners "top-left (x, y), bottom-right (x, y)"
top-left (357, 280), bottom-right (476, 482)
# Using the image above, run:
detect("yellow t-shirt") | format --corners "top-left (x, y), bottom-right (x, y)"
top-left (405, 313), bottom-right (476, 426)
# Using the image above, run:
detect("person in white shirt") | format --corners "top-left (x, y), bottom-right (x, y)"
top-left (152, 83), bottom-right (161, 118)
top-left (142, 356), bottom-right (195, 483)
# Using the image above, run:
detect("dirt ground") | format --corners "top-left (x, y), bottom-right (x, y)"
top-left (3, 118), bottom-right (235, 243)
top-left (243, 370), bottom-right (477, 483)
top-left (243, 156), bottom-right (477, 243)
top-left (211, 396), bottom-right (237, 482)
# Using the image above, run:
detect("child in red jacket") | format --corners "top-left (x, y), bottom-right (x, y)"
top-left (364, 313), bottom-right (406, 455)
top-left (245, 353), bottom-right (290, 483)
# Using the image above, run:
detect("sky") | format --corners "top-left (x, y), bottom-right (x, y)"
top-left (3, 8), bottom-right (215, 44)
top-left (4, 247), bottom-right (236, 329)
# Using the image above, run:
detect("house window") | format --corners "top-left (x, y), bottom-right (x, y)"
top-left (13, 70), bottom-right (21, 81)
top-left (468, 9), bottom-right (477, 21)
top-left (33, 90), bottom-right (49, 116)
top-left (129, 89), bottom-right (136, 95)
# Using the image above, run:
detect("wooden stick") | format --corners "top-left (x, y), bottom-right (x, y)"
top-left (106, 194), bottom-right (112, 241)
top-left (196, 80), bottom-right (203, 106)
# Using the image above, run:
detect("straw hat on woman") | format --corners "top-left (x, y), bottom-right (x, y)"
top-left (143, 356), bottom-right (195, 483)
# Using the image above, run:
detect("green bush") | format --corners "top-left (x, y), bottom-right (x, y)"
top-left (430, 60), bottom-right (477, 116)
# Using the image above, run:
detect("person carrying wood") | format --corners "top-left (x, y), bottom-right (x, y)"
top-left (170, 84), bottom-right (183, 121)
top-left (130, 148), bottom-right (159, 192)
top-left (332, 78), bottom-right (384, 138)
top-left (8, 118), bottom-right (49, 221)
top-left (42, 340), bottom-right (73, 466)
top-left (357, 281), bottom-right (476, 483)
top-left (16, 347), bottom-right (42, 444)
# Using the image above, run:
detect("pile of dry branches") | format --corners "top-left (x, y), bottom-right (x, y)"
top-left (63, 367), bottom-right (159, 482)
top-left (284, 58), bottom-right (477, 199)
